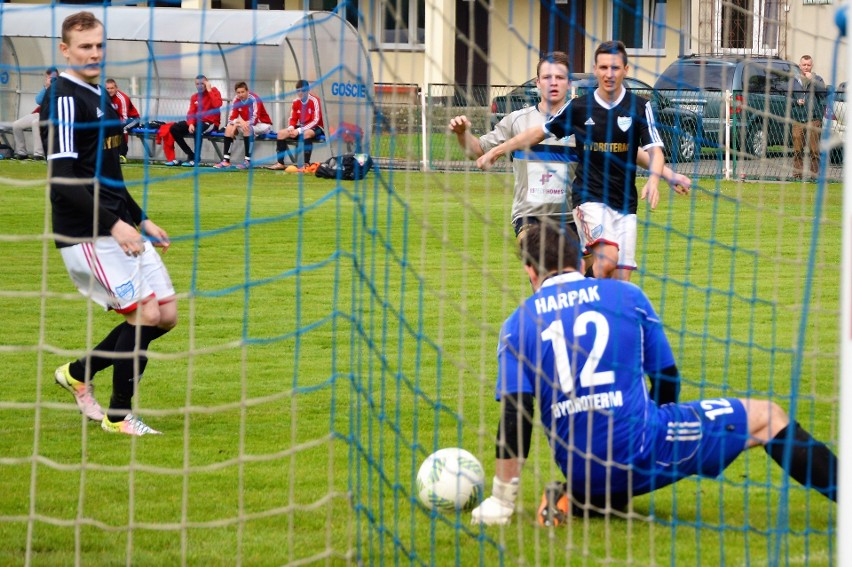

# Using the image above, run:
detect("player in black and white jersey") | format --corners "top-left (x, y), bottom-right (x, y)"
top-left (41, 11), bottom-right (176, 436)
top-left (477, 41), bottom-right (689, 281)
top-left (453, 51), bottom-right (689, 246)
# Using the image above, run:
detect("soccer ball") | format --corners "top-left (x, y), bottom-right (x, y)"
top-left (416, 447), bottom-right (485, 511)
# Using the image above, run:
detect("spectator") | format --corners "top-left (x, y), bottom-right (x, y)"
top-left (214, 82), bottom-right (273, 170)
top-left (12, 67), bottom-right (58, 160)
top-left (266, 80), bottom-right (324, 170)
top-left (791, 55), bottom-right (826, 179)
top-left (105, 78), bottom-right (140, 163)
top-left (166, 74), bottom-right (223, 167)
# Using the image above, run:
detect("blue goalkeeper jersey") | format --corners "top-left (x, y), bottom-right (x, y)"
top-left (496, 271), bottom-right (676, 486)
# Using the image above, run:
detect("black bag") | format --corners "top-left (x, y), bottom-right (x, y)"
top-left (0, 143), bottom-right (13, 159)
top-left (315, 153), bottom-right (373, 180)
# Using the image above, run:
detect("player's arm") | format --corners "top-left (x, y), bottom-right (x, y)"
top-left (648, 365), bottom-right (681, 405)
top-left (448, 115), bottom-right (484, 158)
top-left (638, 145), bottom-right (664, 209)
top-left (471, 392), bottom-right (534, 526)
top-left (476, 125), bottom-right (546, 170)
top-left (227, 99), bottom-right (239, 123)
top-left (208, 85), bottom-right (223, 108)
top-left (636, 148), bottom-right (691, 195)
top-left (635, 287), bottom-right (680, 405)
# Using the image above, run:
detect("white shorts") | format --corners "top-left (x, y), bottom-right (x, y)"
top-left (239, 123), bottom-right (272, 137)
top-left (60, 238), bottom-right (176, 313)
top-left (573, 202), bottom-right (637, 271)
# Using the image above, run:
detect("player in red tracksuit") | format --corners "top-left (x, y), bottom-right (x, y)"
top-left (267, 80), bottom-right (325, 170)
top-left (105, 78), bottom-right (140, 161)
top-left (166, 75), bottom-right (223, 166)
top-left (214, 82), bottom-right (273, 169)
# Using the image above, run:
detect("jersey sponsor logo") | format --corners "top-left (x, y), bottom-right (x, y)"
top-left (617, 116), bottom-right (632, 132)
top-left (115, 280), bottom-right (135, 300)
top-left (96, 108), bottom-right (104, 119)
top-left (533, 285), bottom-right (600, 315)
top-left (585, 142), bottom-right (629, 153)
top-left (103, 134), bottom-right (123, 150)
top-left (551, 390), bottom-right (624, 418)
top-left (584, 117), bottom-right (595, 126)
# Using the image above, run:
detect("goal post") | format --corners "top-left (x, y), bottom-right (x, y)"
top-left (838, 4), bottom-right (852, 562)
top-left (0, 1), bottom-right (844, 565)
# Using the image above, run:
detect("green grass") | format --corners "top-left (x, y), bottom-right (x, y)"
top-left (0, 160), bottom-right (841, 565)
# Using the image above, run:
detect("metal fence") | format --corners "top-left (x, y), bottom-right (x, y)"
top-left (370, 83), bottom-right (844, 182)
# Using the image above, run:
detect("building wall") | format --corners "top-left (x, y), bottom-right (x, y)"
top-left (786, 2), bottom-right (846, 87)
top-left (691, 0), bottom-right (846, 87)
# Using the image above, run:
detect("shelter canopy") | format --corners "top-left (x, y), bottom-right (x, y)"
top-left (0, 5), bottom-right (374, 140)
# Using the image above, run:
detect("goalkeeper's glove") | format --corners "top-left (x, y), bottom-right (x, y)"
top-left (471, 476), bottom-right (519, 526)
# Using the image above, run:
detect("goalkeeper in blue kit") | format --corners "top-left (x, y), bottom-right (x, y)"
top-left (471, 224), bottom-right (837, 526)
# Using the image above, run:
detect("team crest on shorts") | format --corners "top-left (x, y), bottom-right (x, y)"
top-left (591, 224), bottom-right (603, 240)
top-left (617, 116), bottom-right (632, 132)
top-left (116, 281), bottom-right (135, 300)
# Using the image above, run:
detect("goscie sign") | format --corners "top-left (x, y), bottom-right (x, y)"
top-left (331, 81), bottom-right (367, 98)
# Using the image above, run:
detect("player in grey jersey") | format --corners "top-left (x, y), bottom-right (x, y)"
top-left (451, 51), bottom-right (691, 242)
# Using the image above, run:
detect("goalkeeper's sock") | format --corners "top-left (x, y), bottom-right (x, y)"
top-left (765, 422), bottom-right (837, 501)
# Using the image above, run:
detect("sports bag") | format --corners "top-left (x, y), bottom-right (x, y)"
top-left (315, 153), bottom-right (373, 180)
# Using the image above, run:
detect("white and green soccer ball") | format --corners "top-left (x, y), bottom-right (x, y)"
top-left (416, 448), bottom-right (485, 511)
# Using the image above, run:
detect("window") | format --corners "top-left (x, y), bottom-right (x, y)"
top-left (377, 0), bottom-right (425, 49)
top-left (610, 0), bottom-right (666, 53)
top-left (308, 0), bottom-right (360, 30)
top-left (309, 0), bottom-right (423, 50)
top-left (715, 0), bottom-right (779, 54)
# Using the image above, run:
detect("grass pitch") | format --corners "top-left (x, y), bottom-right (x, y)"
top-left (0, 160), bottom-right (840, 566)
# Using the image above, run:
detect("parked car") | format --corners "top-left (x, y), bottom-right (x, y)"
top-left (824, 82), bottom-right (845, 164)
top-left (654, 55), bottom-right (823, 159)
top-left (489, 73), bottom-right (702, 163)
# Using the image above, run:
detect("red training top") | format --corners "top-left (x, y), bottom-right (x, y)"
top-left (288, 93), bottom-right (323, 132)
top-left (228, 92), bottom-right (272, 126)
top-left (186, 87), bottom-right (223, 127)
top-left (110, 89), bottom-right (140, 122)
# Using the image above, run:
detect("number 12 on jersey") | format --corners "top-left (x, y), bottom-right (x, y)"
top-left (541, 312), bottom-right (616, 394)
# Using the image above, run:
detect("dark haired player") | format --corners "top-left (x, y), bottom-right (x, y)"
top-left (478, 41), bottom-right (689, 281)
top-left (470, 224), bottom-right (837, 526)
top-left (41, 11), bottom-right (177, 436)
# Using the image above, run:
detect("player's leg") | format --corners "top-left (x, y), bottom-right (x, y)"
top-left (11, 113), bottom-right (34, 159)
top-left (220, 123), bottom-right (236, 164)
top-left (30, 113), bottom-right (46, 159)
top-left (66, 239), bottom-right (173, 435)
top-left (302, 127), bottom-right (319, 164)
top-left (612, 211), bottom-right (637, 282)
top-left (741, 398), bottom-right (837, 501)
top-left (792, 122), bottom-right (805, 178)
top-left (242, 130), bottom-right (252, 165)
top-left (574, 203), bottom-right (620, 279)
top-left (274, 130), bottom-right (293, 166)
top-left (169, 121), bottom-right (194, 163)
top-left (806, 120), bottom-right (821, 176)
